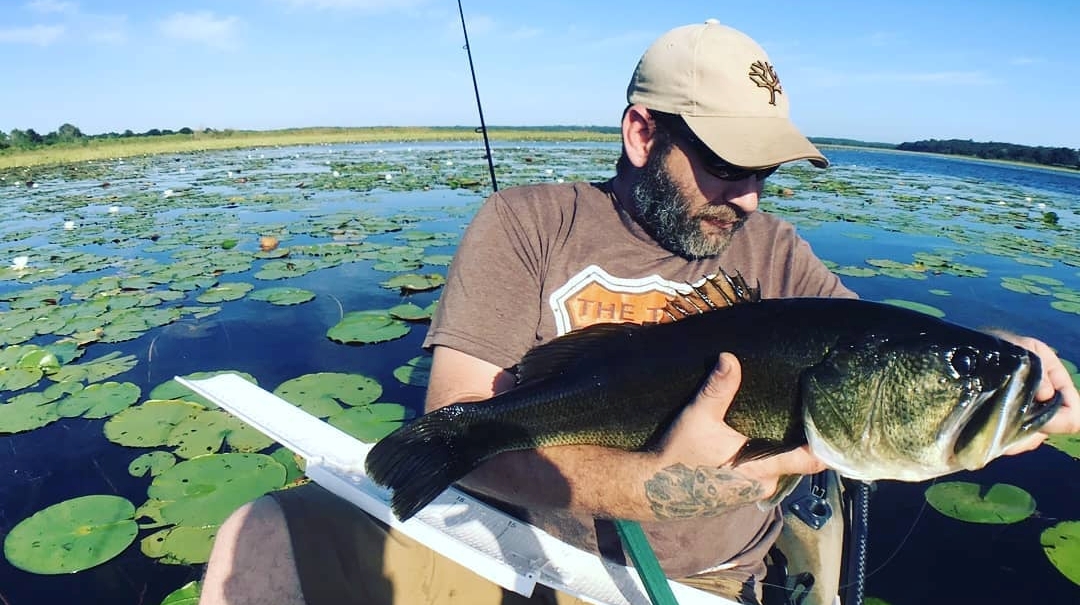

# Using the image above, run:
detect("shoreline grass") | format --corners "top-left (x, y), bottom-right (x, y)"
top-left (0, 127), bottom-right (621, 170)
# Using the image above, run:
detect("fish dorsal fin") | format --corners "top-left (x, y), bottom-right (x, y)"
top-left (515, 322), bottom-right (639, 385)
top-left (659, 268), bottom-right (761, 323)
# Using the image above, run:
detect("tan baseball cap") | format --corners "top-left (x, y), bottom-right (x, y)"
top-left (627, 19), bottom-right (828, 169)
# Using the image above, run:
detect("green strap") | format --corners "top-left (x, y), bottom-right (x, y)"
top-left (613, 519), bottom-right (680, 605)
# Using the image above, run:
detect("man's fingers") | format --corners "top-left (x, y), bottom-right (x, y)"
top-left (695, 353), bottom-right (742, 422)
top-left (736, 445), bottom-right (828, 497)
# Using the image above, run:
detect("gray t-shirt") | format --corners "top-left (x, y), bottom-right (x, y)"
top-left (423, 179), bottom-right (854, 578)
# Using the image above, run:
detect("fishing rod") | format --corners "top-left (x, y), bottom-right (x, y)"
top-left (456, 0), bottom-right (499, 193)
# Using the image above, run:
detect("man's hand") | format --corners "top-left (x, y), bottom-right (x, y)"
top-left (995, 333), bottom-right (1080, 455)
top-left (654, 353), bottom-right (826, 508)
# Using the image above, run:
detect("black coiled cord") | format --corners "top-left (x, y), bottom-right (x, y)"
top-left (842, 480), bottom-right (872, 605)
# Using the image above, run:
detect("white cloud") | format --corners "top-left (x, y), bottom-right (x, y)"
top-left (26, 0), bottom-right (77, 14)
top-left (158, 11), bottom-right (241, 50)
top-left (0, 24), bottom-right (65, 46)
top-left (1009, 57), bottom-right (1042, 66)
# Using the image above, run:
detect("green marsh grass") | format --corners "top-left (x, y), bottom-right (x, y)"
top-left (0, 127), bottom-right (620, 169)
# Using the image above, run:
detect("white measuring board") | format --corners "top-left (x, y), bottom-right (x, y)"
top-left (177, 373), bottom-right (737, 605)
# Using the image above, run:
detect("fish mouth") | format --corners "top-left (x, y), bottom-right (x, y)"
top-left (950, 350), bottom-right (1061, 470)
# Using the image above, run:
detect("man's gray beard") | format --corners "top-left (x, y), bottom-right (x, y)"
top-left (629, 147), bottom-right (744, 259)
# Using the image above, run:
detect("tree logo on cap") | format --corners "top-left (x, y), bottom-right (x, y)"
top-left (748, 61), bottom-right (783, 106)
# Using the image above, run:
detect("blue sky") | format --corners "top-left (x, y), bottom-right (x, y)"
top-left (2, 0), bottom-right (1078, 147)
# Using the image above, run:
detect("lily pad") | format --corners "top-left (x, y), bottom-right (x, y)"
top-left (393, 355), bottom-right (432, 387)
top-left (1050, 299), bottom-right (1080, 315)
top-left (142, 453), bottom-right (286, 527)
top-left (1041, 521), bottom-right (1080, 586)
top-left (881, 299), bottom-right (946, 318)
top-left (166, 409), bottom-right (274, 459)
top-left (48, 351), bottom-right (138, 384)
top-left (273, 372), bottom-right (383, 418)
top-left (249, 287), bottom-right (316, 306)
top-left (0, 382), bottom-right (83, 434)
top-left (327, 403), bottom-right (416, 442)
top-left (56, 381), bottom-right (141, 419)
top-left (924, 481), bottom-right (1035, 524)
top-left (129, 451), bottom-right (178, 478)
top-left (141, 525), bottom-right (218, 565)
top-left (388, 302), bottom-right (432, 321)
top-left (3, 494), bottom-right (138, 574)
top-left (160, 580), bottom-right (201, 605)
top-left (380, 273), bottom-right (445, 293)
top-left (1047, 434), bottom-right (1080, 459)
top-left (0, 366), bottom-right (42, 391)
top-left (268, 446), bottom-right (306, 485)
top-left (327, 311), bottom-right (410, 344)
top-left (148, 371), bottom-right (258, 408)
top-left (104, 400), bottom-right (207, 448)
top-left (195, 282), bottom-right (253, 304)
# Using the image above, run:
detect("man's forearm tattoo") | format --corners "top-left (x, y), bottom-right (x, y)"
top-left (644, 463), bottom-right (764, 519)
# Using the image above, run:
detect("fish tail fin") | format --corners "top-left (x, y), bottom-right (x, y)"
top-left (365, 408), bottom-right (484, 520)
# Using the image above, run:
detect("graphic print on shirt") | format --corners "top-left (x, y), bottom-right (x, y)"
top-left (548, 264), bottom-right (695, 335)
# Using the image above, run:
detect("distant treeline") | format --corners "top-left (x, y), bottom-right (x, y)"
top-left (895, 138), bottom-right (1079, 169)
top-left (810, 137), bottom-right (896, 149)
top-left (0, 123), bottom-right (204, 150)
top-left (2, 124), bottom-right (1076, 171)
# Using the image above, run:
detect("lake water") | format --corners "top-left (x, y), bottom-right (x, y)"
top-left (0, 142), bottom-right (1077, 605)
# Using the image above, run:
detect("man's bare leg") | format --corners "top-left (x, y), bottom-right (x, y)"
top-left (200, 496), bottom-right (305, 605)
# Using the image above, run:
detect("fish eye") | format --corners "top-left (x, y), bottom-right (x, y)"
top-left (950, 347), bottom-right (979, 376)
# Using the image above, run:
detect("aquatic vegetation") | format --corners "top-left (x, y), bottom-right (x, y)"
top-left (3, 495), bottom-right (140, 574)
top-left (1042, 522), bottom-right (1080, 586)
top-left (924, 482), bottom-right (1036, 524)
top-left (880, 299), bottom-right (946, 318)
top-left (0, 143), bottom-right (1077, 604)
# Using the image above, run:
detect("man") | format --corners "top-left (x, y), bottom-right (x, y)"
top-left (200, 20), bottom-right (1080, 605)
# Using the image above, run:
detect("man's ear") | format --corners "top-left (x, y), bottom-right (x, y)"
top-left (622, 104), bottom-right (656, 169)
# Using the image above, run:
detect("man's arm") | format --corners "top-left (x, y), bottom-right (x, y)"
top-left (425, 345), bottom-right (826, 521)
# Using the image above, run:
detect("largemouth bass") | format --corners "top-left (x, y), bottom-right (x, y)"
top-left (367, 273), bottom-right (1060, 521)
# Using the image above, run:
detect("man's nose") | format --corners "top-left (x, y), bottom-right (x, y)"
top-left (721, 178), bottom-right (760, 214)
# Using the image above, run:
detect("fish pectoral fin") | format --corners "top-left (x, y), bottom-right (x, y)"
top-left (733, 437), bottom-right (805, 464)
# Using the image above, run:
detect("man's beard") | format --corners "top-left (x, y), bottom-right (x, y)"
top-left (629, 146), bottom-right (746, 259)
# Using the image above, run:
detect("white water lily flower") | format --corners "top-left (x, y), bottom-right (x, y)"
top-left (11, 256), bottom-right (29, 270)
top-left (384, 173), bottom-right (393, 181)
top-left (109, 205), bottom-right (121, 213)
top-left (163, 189), bottom-right (174, 198)
top-left (63, 221), bottom-right (76, 230)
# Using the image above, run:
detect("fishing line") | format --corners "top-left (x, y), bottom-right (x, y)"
top-left (832, 480), bottom-right (932, 598)
top-left (456, 0), bottom-right (498, 193)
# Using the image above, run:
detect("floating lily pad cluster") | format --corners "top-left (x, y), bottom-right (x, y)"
top-left (4, 368), bottom-right (415, 576)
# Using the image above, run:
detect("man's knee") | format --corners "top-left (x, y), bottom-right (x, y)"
top-left (201, 495), bottom-right (304, 605)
